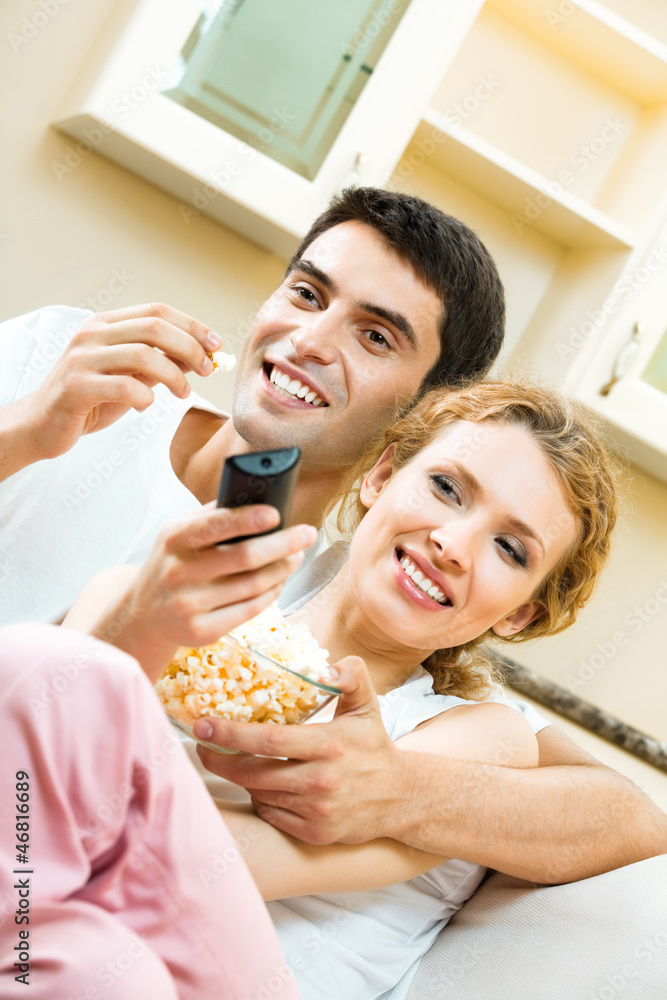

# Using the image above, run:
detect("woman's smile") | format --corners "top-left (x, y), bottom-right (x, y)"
top-left (393, 548), bottom-right (453, 610)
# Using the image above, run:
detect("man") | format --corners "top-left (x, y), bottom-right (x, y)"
top-left (1, 187), bottom-right (665, 884)
top-left (0, 189), bottom-right (495, 625)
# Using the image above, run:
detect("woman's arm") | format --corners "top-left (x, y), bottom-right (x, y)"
top-left (61, 505), bottom-right (316, 681)
top-left (221, 702), bottom-right (538, 900)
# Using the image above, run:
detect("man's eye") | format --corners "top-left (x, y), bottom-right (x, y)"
top-left (497, 537), bottom-right (528, 568)
top-left (287, 283), bottom-right (318, 305)
top-left (365, 330), bottom-right (391, 349)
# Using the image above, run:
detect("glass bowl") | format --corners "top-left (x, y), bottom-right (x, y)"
top-left (158, 634), bottom-right (341, 755)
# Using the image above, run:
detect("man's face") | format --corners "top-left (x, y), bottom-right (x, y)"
top-left (232, 221), bottom-right (443, 468)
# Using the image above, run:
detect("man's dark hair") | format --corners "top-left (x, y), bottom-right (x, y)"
top-left (287, 186), bottom-right (505, 392)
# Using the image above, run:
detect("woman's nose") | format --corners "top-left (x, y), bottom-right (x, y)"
top-left (429, 520), bottom-right (475, 571)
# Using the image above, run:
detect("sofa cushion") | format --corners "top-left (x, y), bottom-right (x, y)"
top-left (406, 855), bottom-right (667, 999)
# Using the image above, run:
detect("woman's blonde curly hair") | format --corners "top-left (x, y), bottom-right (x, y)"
top-left (329, 380), bottom-right (620, 701)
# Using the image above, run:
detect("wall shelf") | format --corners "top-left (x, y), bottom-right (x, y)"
top-left (412, 112), bottom-right (638, 249)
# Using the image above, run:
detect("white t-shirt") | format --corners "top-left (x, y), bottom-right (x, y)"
top-left (0, 306), bottom-right (225, 625)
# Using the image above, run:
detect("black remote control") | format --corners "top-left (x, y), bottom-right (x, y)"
top-left (216, 447), bottom-right (301, 543)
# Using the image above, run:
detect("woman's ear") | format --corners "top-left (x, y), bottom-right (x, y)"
top-left (491, 601), bottom-right (545, 638)
top-left (359, 443), bottom-right (398, 509)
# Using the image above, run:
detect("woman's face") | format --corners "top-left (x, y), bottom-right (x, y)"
top-left (348, 419), bottom-right (578, 656)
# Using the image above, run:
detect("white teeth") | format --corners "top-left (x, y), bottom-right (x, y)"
top-left (399, 553), bottom-right (449, 606)
top-left (269, 366), bottom-right (325, 406)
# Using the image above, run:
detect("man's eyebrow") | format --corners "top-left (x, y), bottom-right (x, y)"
top-left (449, 461), bottom-right (546, 556)
top-left (356, 301), bottom-right (418, 350)
top-left (287, 258), bottom-right (337, 294)
top-left (287, 258), bottom-right (418, 350)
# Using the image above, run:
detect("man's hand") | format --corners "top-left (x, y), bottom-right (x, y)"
top-left (194, 656), bottom-right (405, 845)
top-left (90, 503), bottom-right (317, 681)
top-left (24, 302), bottom-right (222, 463)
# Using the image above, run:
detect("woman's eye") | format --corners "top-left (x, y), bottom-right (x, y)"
top-left (497, 537), bottom-right (528, 568)
top-left (429, 473), bottom-right (460, 503)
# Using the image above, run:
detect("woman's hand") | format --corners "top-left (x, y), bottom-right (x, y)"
top-left (74, 502), bottom-right (317, 682)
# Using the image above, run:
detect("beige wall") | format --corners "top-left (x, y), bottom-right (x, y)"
top-left (2, 0), bottom-right (666, 805)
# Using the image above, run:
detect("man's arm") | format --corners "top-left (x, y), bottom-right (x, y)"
top-left (217, 699), bottom-right (537, 900)
top-left (196, 658), bottom-right (667, 885)
top-left (0, 302), bottom-right (220, 482)
top-left (377, 725), bottom-right (667, 884)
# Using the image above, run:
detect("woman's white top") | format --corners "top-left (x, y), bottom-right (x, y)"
top-left (267, 667), bottom-right (494, 1000)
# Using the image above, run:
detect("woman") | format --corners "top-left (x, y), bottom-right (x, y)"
top-left (2, 380), bottom-right (618, 1000)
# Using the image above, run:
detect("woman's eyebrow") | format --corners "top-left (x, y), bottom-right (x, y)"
top-left (505, 515), bottom-right (546, 557)
top-left (287, 258), bottom-right (418, 350)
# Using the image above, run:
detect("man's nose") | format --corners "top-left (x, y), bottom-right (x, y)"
top-left (289, 310), bottom-right (341, 365)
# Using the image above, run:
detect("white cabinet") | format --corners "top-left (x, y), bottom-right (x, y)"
top-left (567, 217), bottom-right (667, 484)
top-left (54, 0), bottom-right (667, 479)
top-left (53, 0), bottom-right (485, 257)
top-left (388, 0), bottom-right (667, 480)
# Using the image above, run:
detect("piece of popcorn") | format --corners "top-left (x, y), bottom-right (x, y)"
top-left (155, 603), bottom-right (332, 729)
top-left (207, 349), bottom-right (236, 373)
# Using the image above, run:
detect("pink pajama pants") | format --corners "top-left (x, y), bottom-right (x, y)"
top-left (0, 624), bottom-right (300, 1000)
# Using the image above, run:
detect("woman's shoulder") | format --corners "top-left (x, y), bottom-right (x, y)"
top-left (396, 693), bottom-right (540, 769)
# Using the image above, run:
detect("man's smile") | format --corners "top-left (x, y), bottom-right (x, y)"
top-left (262, 361), bottom-right (329, 408)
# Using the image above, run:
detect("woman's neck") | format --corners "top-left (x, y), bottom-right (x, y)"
top-left (290, 559), bottom-right (435, 695)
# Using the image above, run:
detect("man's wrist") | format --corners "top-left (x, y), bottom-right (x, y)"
top-left (384, 750), bottom-right (445, 848)
top-left (377, 745), bottom-right (424, 843)
top-left (0, 398), bottom-right (50, 475)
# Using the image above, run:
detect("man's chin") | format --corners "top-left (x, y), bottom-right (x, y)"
top-left (231, 398), bottom-right (312, 454)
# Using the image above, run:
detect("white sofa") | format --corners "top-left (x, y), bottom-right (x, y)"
top-left (406, 855), bottom-right (667, 999)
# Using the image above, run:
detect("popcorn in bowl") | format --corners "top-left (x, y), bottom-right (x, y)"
top-left (155, 604), bottom-right (338, 732)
